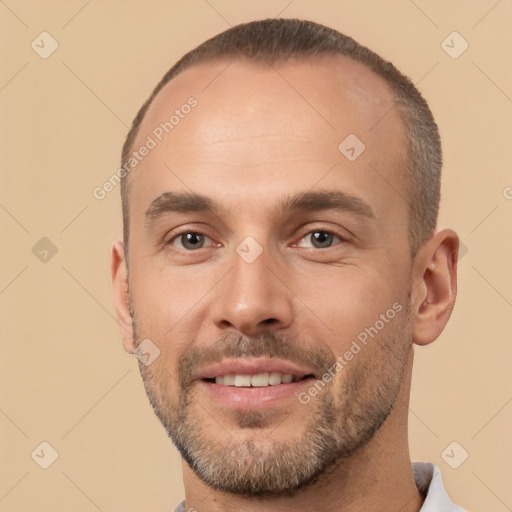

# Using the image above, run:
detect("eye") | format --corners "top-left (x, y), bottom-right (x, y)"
top-left (296, 230), bottom-right (343, 249)
top-left (171, 232), bottom-right (210, 250)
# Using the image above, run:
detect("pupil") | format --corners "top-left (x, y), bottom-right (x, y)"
top-left (312, 231), bottom-right (332, 248)
top-left (183, 233), bottom-right (203, 249)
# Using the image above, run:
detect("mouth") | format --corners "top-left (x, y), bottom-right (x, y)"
top-left (195, 358), bottom-right (319, 409)
top-left (203, 372), bottom-right (315, 387)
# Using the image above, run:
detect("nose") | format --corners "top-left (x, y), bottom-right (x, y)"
top-left (210, 245), bottom-right (293, 337)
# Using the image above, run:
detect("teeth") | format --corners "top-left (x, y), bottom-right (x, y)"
top-left (269, 372), bottom-right (282, 385)
top-left (251, 373), bottom-right (269, 387)
top-left (223, 375), bottom-right (235, 385)
top-left (234, 375), bottom-right (252, 387)
top-left (213, 372), bottom-right (297, 387)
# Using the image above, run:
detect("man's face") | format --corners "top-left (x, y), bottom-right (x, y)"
top-left (125, 56), bottom-right (415, 496)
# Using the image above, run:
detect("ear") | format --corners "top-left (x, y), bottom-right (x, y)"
top-left (110, 241), bottom-right (135, 354)
top-left (411, 229), bottom-right (459, 346)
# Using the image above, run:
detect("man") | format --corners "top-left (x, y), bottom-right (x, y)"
top-left (111, 18), bottom-right (465, 511)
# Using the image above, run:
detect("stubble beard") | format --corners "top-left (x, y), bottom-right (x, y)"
top-left (133, 298), bottom-right (412, 497)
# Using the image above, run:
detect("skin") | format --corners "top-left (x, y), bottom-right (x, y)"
top-left (111, 54), bottom-right (458, 511)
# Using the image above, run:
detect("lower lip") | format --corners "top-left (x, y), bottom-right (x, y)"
top-left (199, 379), bottom-right (315, 410)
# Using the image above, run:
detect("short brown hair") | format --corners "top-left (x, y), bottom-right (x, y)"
top-left (121, 18), bottom-right (441, 257)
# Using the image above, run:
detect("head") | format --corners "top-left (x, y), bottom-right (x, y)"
top-left (111, 19), bottom-right (458, 497)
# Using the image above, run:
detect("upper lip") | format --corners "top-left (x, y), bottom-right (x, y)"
top-left (194, 358), bottom-right (317, 381)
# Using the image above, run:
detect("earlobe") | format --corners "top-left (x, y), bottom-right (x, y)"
top-left (110, 241), bottom-right (135, 353)
top-left (412, 229), bottom-right (459, 346)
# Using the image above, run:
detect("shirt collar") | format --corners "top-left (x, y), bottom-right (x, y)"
top-left (414, 462), bottom-right (466, 511)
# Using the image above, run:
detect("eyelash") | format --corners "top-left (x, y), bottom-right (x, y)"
top-left (295, 230), bottom-right (346, 249)
top-left (166, 229), bottom-right (217, 250)
top-left (166, 227), bottom-right (348, 251)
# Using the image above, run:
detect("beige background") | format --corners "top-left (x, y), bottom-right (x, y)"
top-left (1, 1), bottom-right (511, 510)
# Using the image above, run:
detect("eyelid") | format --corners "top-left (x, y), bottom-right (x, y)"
top-left (165, 225), bottom-right (220, 249)
top-left (291, 225), bottom-right (351, 247)
top-left (164, 223), bottom-right (351, 251)
top-left (295, 233), bottom-right (343, 249)
top-left (172, 233), bottom-right (210, 250)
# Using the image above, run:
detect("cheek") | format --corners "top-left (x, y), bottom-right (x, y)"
top-left (293, 264), bottom-right (407, 352)
top-left (139, 361), bottom-right (181, 421)
top-left (130, 263), bottom-right (208, 340)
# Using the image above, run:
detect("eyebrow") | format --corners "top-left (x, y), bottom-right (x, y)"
top-left (144, 189), bottom-right (375, 226)
top-left (145, 191), bottom-right (219, 221)
top-left (276, 190), bottom-right (375, 220)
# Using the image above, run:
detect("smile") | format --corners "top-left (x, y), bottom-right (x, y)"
top-left (206, 372), bottom-right (313, 387)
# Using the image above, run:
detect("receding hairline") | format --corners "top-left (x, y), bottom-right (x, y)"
top-left (126, 51), bottom-right (404, 186)
top-left (122, 52), bottom-right (413, 249)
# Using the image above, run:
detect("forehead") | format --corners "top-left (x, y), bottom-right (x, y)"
top-left (140, 54), bottom-right (403, 147)
top-left (128, 54), bottom-right (409, 228)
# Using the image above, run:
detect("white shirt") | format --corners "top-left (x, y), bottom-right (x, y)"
top-left (174, 462), bottom-right (466, 511)
top-left (413, 462), bottom-right (466, 511)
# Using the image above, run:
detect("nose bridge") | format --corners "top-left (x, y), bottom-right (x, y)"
top-left (211, 239), bottom-right (293, 335)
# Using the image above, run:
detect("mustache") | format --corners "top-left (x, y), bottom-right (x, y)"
top-left (177, 331), bottom-right (336, 388)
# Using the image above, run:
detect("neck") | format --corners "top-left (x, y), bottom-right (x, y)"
top-left (181, 350), bottom-right (423, 512)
